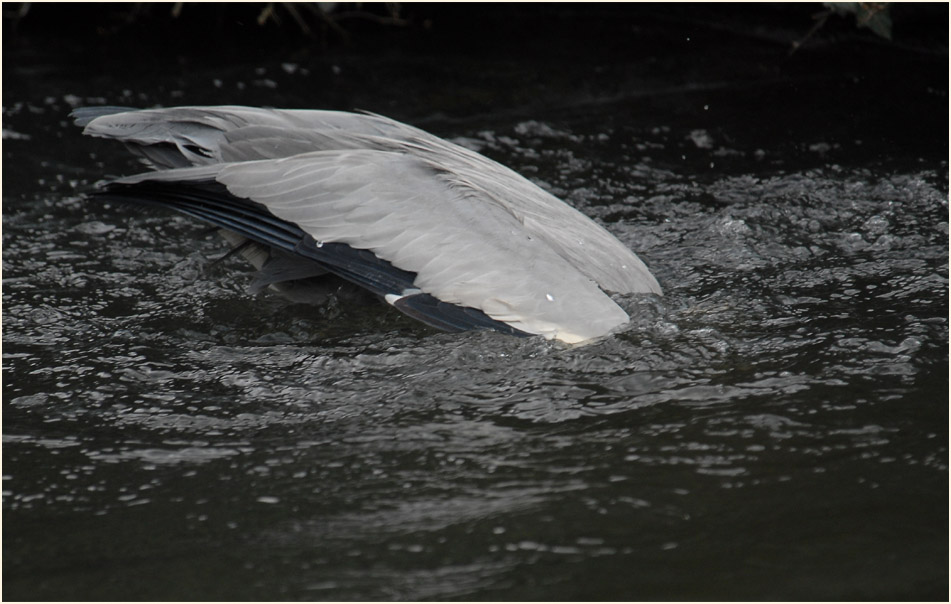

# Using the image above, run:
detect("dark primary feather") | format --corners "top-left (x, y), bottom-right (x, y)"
top-left (93, 178), bottom-right (529, 336)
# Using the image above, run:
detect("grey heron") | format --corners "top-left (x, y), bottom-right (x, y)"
top-left (73, 106), bottom-right (661, 344)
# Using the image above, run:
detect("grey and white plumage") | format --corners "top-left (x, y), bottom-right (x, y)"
top-left (73, 105), bottom-right (661, 344)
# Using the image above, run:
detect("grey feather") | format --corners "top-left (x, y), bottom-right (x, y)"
top-left (77, 106), bottom-right (662, 343)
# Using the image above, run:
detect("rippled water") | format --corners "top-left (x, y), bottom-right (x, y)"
top-left (4, 17), bottom-right (948, 600)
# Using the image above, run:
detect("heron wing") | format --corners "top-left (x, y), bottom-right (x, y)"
top-left (106, 150), bottom-right (632, 343)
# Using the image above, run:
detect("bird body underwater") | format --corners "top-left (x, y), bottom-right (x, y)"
top-left (73, 105), bottom-right (662, 344)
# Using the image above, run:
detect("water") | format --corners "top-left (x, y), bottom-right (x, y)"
top-left (3, 10), bottom-right (948, 600)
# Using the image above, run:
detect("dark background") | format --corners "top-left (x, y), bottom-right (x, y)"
top-left (4, 3), bottom-right (948, 101)
top-left (3, 3), bottom-right (948, 601)
top-left (4, 3), bottom-right (948, 176)
top-left (5, 2), bottom-right (948, 54)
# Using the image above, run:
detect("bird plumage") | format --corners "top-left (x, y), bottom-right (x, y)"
top-left (74, 105), bottom-right (661, 343)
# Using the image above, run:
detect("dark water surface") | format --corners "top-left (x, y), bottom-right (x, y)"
top-left (3, 8), bottom-right (948, 600)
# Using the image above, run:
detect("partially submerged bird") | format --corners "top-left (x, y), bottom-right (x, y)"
top-left (73, 105), bottom-right (661, 344)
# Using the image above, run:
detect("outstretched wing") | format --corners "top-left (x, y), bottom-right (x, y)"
top-left (75, 106), bottom-right (662, 299)
top-left (103, 149), bottom-right (632, 343)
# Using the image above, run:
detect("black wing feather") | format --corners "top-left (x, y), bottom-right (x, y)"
top-left (93, 179), bottom-right (529, 337)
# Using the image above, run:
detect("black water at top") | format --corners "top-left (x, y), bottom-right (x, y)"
top-left (3, 6), bottom-right (948, 600)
